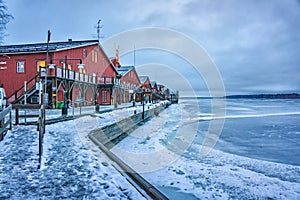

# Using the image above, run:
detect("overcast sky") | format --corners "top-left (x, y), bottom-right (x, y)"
top-left (3, 0), bottom-right (300, 96)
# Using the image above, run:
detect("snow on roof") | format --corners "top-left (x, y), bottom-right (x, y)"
top-left (150, 81), bottom-right (157, 87)
top-left (115, 66), bottom-right (134, 76)
top-left (0, 40), bottom-right (99, 54)
top-left (139, 76), bottom-right (149, 84)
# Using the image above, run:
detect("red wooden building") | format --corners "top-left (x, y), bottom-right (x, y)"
top-left (116, 66), bottom-right (141, 104)
top-left (139, 76), bottom-right (151, 91)
top-left (150, 81), bottom-right (159, 102)
top-left (139, 76), bottom-right (153, 102)
top-left (0, 39), bottom-right (119, 107)
top-left (150, 81), bottom-right (158, 94)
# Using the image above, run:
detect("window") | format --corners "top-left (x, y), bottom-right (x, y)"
top-left (92, 50), bottom-right (95, 62)
top-left (37, 60), bottom-right (45, 72)
top-left (95, 52), bottom-right (98, 63)
top-left (83, 49), bottom-right (87, 58)
top-left (17, 61), bottom-right (25, 73)
top-left (102, 90), bottom-right (107, 102)
top-left (91, 50), bottom-right (98, 63)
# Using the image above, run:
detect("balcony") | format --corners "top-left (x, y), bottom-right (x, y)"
top-left (97, 77), bottom-right (119, 88)
top-left (40, 66), bottom-right (97, 84)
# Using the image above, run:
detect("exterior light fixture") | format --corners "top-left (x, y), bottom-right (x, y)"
top-left (77, 63), bottom-right (84, 69)
top-left (48, 64), bottom-right (55, 69)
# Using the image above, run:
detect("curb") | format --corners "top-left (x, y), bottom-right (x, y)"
top-left (89, 133), bottom-right (169, 200)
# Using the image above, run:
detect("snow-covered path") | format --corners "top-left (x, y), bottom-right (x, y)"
top-left (0, 118), bottom-right (145, 199)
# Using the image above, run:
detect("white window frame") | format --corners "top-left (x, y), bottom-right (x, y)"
top-left (17, 61), bottom-right (25, 73)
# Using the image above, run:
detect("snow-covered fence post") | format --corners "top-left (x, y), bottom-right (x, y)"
top-left (15, 107), bottom-right (19, 125)
top-left (37, 104), bottom-right (45, 169)
top-left (0, 105), bottom-right (12, 141)
top-left (79, 100), bottom-right (82, 115)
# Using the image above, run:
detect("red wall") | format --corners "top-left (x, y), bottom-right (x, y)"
top-left (0, 52), bottom-right (47, 97)
top-left (0, 43), bottom-right (117, 99)
top-left (141, 78), bottom-right (151, 90)
top-left (120, 68), bottom-right (141, 88)
top-left (97, 88), bottom-right (111, 105)
top-left (50, 44), bottom-right (116, 76)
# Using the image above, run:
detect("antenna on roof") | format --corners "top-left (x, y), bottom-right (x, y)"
top-left (134, 44), bottom-right (136, 67)
top-left (94, 19), bottom-right (104, 42)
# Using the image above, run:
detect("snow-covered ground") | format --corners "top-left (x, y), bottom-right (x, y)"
top-left (0, 106), bottom-right (141, 199)
top-left (2, 99), bottom-right (299, 199)
top-left (0, 101), bottom-right (169, 199)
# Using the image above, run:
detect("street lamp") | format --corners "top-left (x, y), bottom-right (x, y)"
top-left (142, 92), bottom-right (145, 120)
top-left (77, 63), bottom-right (84, 69)
top-left (48, 63), bottom-right (55, 69)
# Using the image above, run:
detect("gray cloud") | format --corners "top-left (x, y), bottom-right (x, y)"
top-left (3, 0), bottom-right (300, 95)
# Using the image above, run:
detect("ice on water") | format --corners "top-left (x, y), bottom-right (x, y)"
top-left (112, 98), bottom-right (300, 199)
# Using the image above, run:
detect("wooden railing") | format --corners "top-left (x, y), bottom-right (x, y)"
top-left (0, 105), bottom-right (12, 141)
top-left (40, 66), bottom-right (97, 84)
top-left (12, 104), bottom-right (41, 125)
top-left (98, 77), bottom-right (114, 84)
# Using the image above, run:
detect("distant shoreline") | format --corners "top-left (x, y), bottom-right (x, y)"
top-left (180, 93), bottom-right (300, 99)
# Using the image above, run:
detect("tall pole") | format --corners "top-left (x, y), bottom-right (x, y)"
top-left (44, 30), bottom-right (50, 131)
top-left (24, 81), bottom-right (27, 124)
top-left (142, 92), bottom-right (145, 120)
top-left (62, 56), bottom-right (68, 115)
top-left (38, 30), bottom-right (50, 169)
top-left (44, 30), bottom-right (50, 107)
top-left (97, 19), bottom-right (101, 42)
top-left (134, 44), bottom-right (136, 67)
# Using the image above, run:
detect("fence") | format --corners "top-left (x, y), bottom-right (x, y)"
top-left (12, 104), bottom-right (41, 125)
top-left (0, 105), bottom-right (12, 141)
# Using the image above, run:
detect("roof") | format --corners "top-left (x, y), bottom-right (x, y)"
top-left (139, 76), bottom-right (150, 84)
top-left (150, 81), bottom-right (157, 87)
top-left (156, 83), bottom-right (165, 90)
top-left (0, 39), bottom-right (99, 54)
top-left (115, 66), bottom-right (134, 76)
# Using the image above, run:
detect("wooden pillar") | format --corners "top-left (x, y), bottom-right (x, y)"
top-left (15, 108), bottom-right (19, 125)
top-left (51, 77), bottom-right (56, 108)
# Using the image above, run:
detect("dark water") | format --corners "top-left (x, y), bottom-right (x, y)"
top-left (198, 98), bottom-right (300, 166)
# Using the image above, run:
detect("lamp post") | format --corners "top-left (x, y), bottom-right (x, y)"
top-left (142, 92), bottom-right (145, 120)
top-left (43, 31), bottom-right (50, 109)
top-left (113, 74), bottom-right (122, 109)
top-left (61, 56), bottom-right (68, 116)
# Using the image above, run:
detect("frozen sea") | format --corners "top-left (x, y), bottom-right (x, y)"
top-left (111, 98), bottom-right (300, 199)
